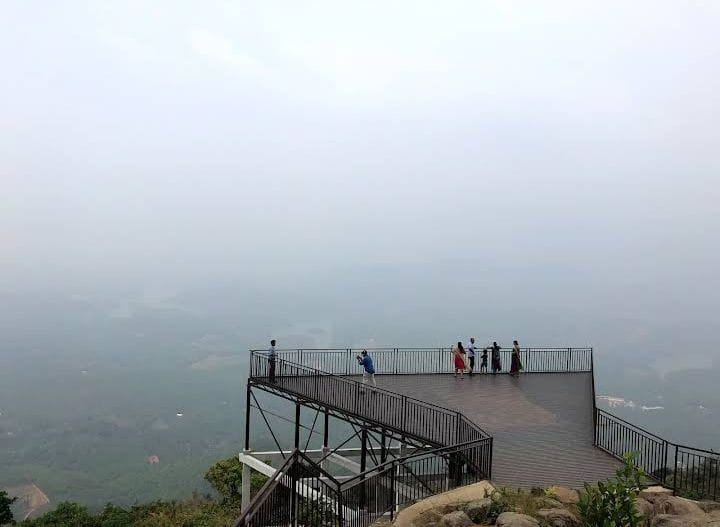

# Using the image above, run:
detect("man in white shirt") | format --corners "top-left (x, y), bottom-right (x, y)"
top-left (467, 337), bottom-right (476, 376)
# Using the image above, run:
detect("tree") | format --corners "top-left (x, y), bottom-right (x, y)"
top-left (204, 456), bottom-right (267, 504)
top-left (19, 501), bottom-right (98, 527)
top-left (0, 490), bottom-right (17, 526)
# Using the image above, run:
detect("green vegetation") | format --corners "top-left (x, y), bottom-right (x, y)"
top-left (15, 456), bottom-right (268, 527)
top-left (577, 453), bottom-right (644, 527)
top-left (18, 497), bottom-right (238, 527)
top-left (1, 490), bottom-right (17, 526)
top-left (203, 456), bottom-right (267, 504)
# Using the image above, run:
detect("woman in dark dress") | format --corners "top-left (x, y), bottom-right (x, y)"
top-left (510, 339), bottom-right (522, 377)
top-left (491, 342), bottom-right (501, 374)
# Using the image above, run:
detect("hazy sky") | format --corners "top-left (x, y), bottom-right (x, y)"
top-left (2, 1), bottom-right (719, 362)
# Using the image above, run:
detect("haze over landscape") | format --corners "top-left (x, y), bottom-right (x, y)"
top-left (1, 0), bottom-right (719, 514)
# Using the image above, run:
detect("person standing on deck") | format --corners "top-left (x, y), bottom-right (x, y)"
top-left (490, 341), bottom-right (502, 374)
top-left (480, 347), bottom-right (489, 373)
top-left (510, 340), bottom-right (522, 377)
top-left (453, 342), bottom-right (466, 378)
top-left (357, 349), bottom-right (377, 390)
top-left (466, 337), bottom-right (476, 375)
top-left (268, 339), bottom-right (277, 383)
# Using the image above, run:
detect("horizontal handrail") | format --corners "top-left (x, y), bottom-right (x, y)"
top-left (596, 408), bottom-right (667, 442)
top-left (253, 347), bottom-right (594, 375)
top-left (253, 347), bottom-right (593, 352)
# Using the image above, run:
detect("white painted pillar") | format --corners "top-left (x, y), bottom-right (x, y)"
top-left (241, 450), bottom-right (252, 512)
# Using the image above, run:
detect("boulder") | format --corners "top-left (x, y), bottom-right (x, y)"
top-left (495, 512), bottom-right (540, 527)
top-left (546, 486), bottom-right (580, 505)
top-left (534, 497), bottom-right (564, 509)
top-left (653, 496), bottom-right (705, 517)
top-left (439, 511), bottom-right (473, 527)
top-left (462, 498), bottom-right (492, 523)
top-left (536, 508), bottom-right (580, 527)
top-left (635, 497), bottom-right (655, 525)
top-left (651, 513), bottom-right (708, 527)
top-left (699, 502), bottom-right (720, 513)
top-left (640, 486), bottom-right (674, 503)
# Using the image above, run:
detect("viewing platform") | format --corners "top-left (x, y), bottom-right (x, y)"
top-left (236, 347), bottom-right (719, 527)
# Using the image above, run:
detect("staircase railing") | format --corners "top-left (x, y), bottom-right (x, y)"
top-left (595, 408), bottom-right (719, 501)
top-left (249, 352), bottom-right (490, 448)
top-left (235, 436), bottom-right (494, 527)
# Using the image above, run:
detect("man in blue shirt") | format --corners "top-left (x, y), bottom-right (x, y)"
top-left (357, 349), bottom-right (376, 389)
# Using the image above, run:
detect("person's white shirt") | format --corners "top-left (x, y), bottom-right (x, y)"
top-left (467, 342), bottom-right (476, 357)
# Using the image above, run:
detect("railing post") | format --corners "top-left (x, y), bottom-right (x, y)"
top-left (402, 396), bottom-right (408, 430)
top-left (389, 461), bottom-right (396, 521)
top-left (290, 452), bottom-right (298, 527)
top-left (245, 384), bottom-right (252, 451)
top-left (673, 444), bottom-right (679, 495)
top-left (337, 488), bottom-right (345, 527)
top-left (360, 428), bottom-right (368, 509)
top-left (567, 347), bottom-right (571, 371)
top-left (662, 440), bottom-right (669, 487)
top-left (488, 437), bottom-right (494, 479)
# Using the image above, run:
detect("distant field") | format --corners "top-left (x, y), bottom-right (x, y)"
top-left (5, 483), bottom-right (51, 521)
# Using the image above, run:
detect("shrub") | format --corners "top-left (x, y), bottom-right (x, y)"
top-left (577, 453), bottom-right (644, 527)
top-left (0, 490), bottom-right (16, 526)
top-left (483, 489), bottom-right (510, 523)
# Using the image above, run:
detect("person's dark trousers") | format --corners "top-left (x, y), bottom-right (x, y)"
top-left (268, 358), bottom-right (276, 383)
top-left (468, 356), bottom-right (475, 375)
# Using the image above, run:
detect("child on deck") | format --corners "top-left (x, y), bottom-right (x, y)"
top-left (480, 348), bottom-right (488, 373)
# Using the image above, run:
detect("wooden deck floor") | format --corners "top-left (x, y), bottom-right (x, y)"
top-left (368, 372), bottom-right (622, 489)
top-left (264, 371), bottom-right (622, 489)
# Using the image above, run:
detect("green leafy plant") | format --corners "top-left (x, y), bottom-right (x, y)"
top-left (577, 453), bottom-right (644, 527)
top-left (483, 489), bottom-right (510, 523)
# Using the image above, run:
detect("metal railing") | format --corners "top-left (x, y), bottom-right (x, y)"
top-left (258, 347), bottom-right (593, 375)
top-left (235, 437), bottom-right (494, 527)
top-left (595, 409), bottom-right (719, 501)
top-left (249, 352), bottom-right (489, 447)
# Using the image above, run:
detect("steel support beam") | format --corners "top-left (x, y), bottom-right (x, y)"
top-left (244, 384), bottom-right (251, 451)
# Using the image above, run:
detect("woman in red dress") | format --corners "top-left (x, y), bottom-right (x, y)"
top-left (453, 341), bottom-right (466, 378)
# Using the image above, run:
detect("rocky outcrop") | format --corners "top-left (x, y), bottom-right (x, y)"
top-left (636, 497), bottom-right (654, 526)
top-left (653, 495), bottom-right (706, 517)
top-left (461, 498), bottom-right (492, 523)
top-left (640, 486), bottom-right (674, 503)
top-left (439, 511), bottom-right (473, 527)
top-left (545, 486), bottom-right (580, 505)
top-left (495, 512), bottom-right (539, 527)
top-left (536, 508), bottom-right (580, 527)
top-left (389, 481), bottom-right (719, 527)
